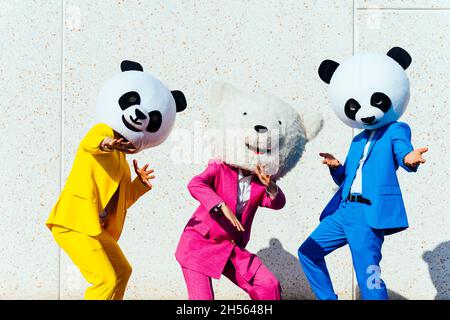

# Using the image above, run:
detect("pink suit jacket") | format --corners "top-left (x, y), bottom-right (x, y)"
top-left (175, 160), bottom-right (286, 281)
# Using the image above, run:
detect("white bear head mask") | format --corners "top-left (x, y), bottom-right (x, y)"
top-left (208, 82), bottom-right (323, 180)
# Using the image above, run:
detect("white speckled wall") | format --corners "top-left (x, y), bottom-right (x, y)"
top-left (0, 0), bottom-right (448, 300)
top-left (0, 0), bottom-right (62, 299)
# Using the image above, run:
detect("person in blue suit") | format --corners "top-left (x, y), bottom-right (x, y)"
top-left (298, 47), bottom-right (428, 300)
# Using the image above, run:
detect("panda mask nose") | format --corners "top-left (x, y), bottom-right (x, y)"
top-left (361, 116), bottom-right (376, 124)
top-left (134, 108), bottom-right (147, 120)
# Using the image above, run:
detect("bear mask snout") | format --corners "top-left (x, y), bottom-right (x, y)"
top-left (254, 125), bottom-right (268, 134)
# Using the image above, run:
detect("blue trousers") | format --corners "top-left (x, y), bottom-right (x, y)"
top-left (298, 200), bottom-right (388, 300)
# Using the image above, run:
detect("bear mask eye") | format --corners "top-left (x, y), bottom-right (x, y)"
top-left (370, 92), bottom-right (391, 113)
top-left (243, 112), bottom-right (247, 116)
top-left (119, 91), bottom-right (141, 110)
top-left (278, 120), bottom-right (282, 125)
top-left (344, 98), bottom-right (361, 120)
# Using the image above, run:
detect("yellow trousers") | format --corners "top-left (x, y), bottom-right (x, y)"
top-left (52, 226), bottom-right (132, 300)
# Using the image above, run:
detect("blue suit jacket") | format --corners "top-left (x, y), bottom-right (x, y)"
top-left (320, 121), bottom-right (417, 235)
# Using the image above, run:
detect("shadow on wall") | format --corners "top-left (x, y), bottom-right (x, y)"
top-left (258, 238), bottom-right (411, 300)
top-left (423, 241), bottom-right (450, 300)
top-left (357, 241), bottom-right (450, 300)
top-left (387, 290), bottom-right (408, 300)
top-left (257, 238), bottom-right (314, 299)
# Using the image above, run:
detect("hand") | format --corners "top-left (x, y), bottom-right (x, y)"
top-left (255, 164), bottom-right (272, 186)
top-left (100, 137), bottom-right (137, 154)
top-left (255, 165), bottom-right (277, 195)
top-left (404, 147), bottom-right (428, 168)
top-left (220, 203), bottom-right (245, 232)
top-left (319, 152), bottom-right (340, 168)
top-left (133, 159), bottom-right (155, 188)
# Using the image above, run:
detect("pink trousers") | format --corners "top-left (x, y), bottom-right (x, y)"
top-left (181, 261), bottom-right (281, 300)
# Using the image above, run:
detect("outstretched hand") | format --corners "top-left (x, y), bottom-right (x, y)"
top-left (133, 159), bottom-right (155, 188)
top-left (319, 152), bottom-right (340, 168)
top-left (100, 137), bottom-right (137, 154)
top-left (404, 147), bottom-right (428, 168)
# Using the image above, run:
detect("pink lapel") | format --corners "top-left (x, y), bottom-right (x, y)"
top-left (240, 176), bottom-right (265, 225)
top-left (222, 163), bottom-right (238, 214)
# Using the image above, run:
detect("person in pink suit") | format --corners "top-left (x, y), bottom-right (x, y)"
top-left (176, 161), bottom-right (285, 300)
top-left (175, 83), bottom-right (323, 300)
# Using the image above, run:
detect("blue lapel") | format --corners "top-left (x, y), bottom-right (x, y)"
top-left (363, 123), bottom-right (392, 165)
top-left (350, 130), bottom-right (369, 171)
top-left (364, 129), bottom-right (382, 164)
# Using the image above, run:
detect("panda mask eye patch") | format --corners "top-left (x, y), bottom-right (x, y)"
top-left (370, 92), bottom-right (391, 113)
top-left (146, 111), bottom-right (162, 133)
top-left (344, 98), bottom-right (361, 120)
top-left (119, 91), bottom-right (141, 110)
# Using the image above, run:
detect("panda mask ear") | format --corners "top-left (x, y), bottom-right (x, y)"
top-left (318, 59), bottom-right (340, 84)
top-left (387, 47), bottom-right (412, 70)
top-left (171, 90), bottom-right (187, 113)
top-left (121, 60), bottom-right (144, 72)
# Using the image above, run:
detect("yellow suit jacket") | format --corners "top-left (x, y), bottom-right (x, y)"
top-left (46, 123), bottom-right (150, 240)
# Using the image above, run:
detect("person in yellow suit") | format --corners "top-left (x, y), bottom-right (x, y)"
top-left (47, 124), bottom-right (153, 300)
top-left (46, 60), bottom-right (187, 300)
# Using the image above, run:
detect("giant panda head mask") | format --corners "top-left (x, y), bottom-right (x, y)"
top-left (318, 47), bottom-right (412, 130)
top-left (96, 60), bottom-right (187, 153)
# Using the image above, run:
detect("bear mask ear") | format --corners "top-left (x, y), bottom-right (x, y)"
top-left (318, 59), bottom-right (340, 84)
top-left (171, 90), bottom-right (187, 113)
top-left (387, 47), bottom-right (412, 70)
top-left (121, 60), bottom-right (144, 72)
top-left (210, 82), bottom-right (242, 106)
top-left (301, 111), bottom-right (324, 141)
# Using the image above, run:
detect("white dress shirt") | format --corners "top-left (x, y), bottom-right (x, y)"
top-left (236, 169), bottom-right (254, 216)
top-left (235, 168), bottom-right (278, 217)
top-left (213, 168), bottom-right (279, 218)
top-left (350, 130), bottom-right (376, 195)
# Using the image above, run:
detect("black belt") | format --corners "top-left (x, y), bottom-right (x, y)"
top-left (347, 194), bottom-right (371, 205)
